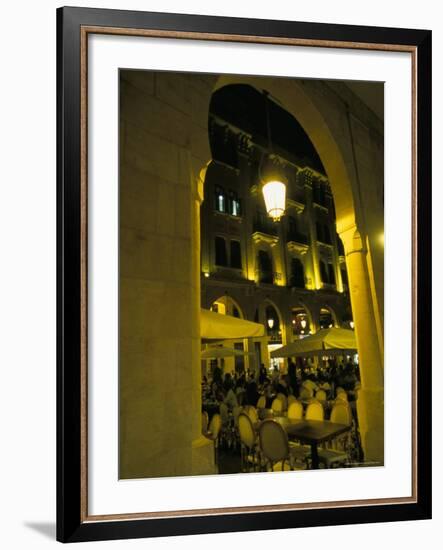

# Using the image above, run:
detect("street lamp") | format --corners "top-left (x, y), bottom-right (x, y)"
top-left (261, 91), bottom-right (286, 221)
top-left (262, 180), bottom-right (286, 222)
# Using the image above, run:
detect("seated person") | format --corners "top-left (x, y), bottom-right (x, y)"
top-left (223, 375), bottom-right (238, 410)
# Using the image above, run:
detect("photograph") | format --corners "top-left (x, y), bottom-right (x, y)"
top-left (55, 5), bottom-right (431, 542)
top-left (118, 69), bottom-right (384, 480)
top-left (0, 0), bottom-right (435, 547)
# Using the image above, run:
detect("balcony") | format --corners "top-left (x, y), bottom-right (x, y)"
top-left (317, 239), bottom-right (333, 250)
top-left (253, 214), bottom-right (278, 237)
top-left (286, 231), bottom-right (309, 255)
top-left (252, 214), bottom-right (279, 247)
top-left (286, 231), bottom-right (308, 245)
top-left (286, 189), bottom-right (305, 214)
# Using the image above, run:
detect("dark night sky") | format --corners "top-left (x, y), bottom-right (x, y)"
top-left (209, 84), bottom-right (326, 174)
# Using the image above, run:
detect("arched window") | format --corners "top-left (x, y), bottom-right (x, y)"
top-left (287, 216), bottom-right (297, 241)
top-left (230, 240), bottom-right (242, 269)
top-left (313, 182), bottom-right (326, 206)
top-left (289, 258), bottom-right (305, 288)
top-left (327, 263), bottom-right (336, 285)
top-left (319, 307), bottom-right (335, 329)
top-left (265, 304), bottom-right (281, 341)
top-left (320, 260), bottom-right (329, 283)
top-left (323, 225), bottom-right (331, 244)
top-left (215, 236), bottom-right (227, 266)
top-left (214, 185), bottom-right (226, 213)
top-left (228, 190), bottom-right (241, 216)
top-left (257, 250), bottom-right (273, 284)
top-left (291, 306), bottom-right (311, 336)
top-left (316, 221), bottom-right (324, 242)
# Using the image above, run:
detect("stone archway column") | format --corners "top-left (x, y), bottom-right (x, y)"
top-left (188, 158), bottom-right (217, 475)
top-left (340, 226), bottom-right (384, 465)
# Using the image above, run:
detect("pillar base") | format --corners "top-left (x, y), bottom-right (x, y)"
top-left (191, 436), bottom-right (217, 476)
top-left (356, 387), bottom-right (384, 466)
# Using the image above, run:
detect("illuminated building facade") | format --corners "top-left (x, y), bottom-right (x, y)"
top-left (201, 85), bottom-right (352, 373)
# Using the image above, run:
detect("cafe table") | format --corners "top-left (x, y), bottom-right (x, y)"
top-left (260, 417), bottom-right (351, 469)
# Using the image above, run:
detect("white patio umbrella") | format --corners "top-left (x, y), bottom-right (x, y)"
top-left (270, 327), bottom-right (357, 358)
top-left (200, 308), bottom-right (265, 340)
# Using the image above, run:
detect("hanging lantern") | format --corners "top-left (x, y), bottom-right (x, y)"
top-left (260, 90), bottom-right (286, 221)
top-left (300, 318), bottom-right (307, 329)
top-left (267, 318), bottom-right (275, 330)
top-left (262, 180), bottom-right (286, 221)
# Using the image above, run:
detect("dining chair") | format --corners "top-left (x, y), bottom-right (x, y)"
top-left (256, 395), bottom-right (267, 409)
top-left (244, 405), bottom-right (259, 424)
top-left (330, 402), bottom-right (352, 425)
top-left (299, 386), bottom-right (314, 400)
top-left (331, 401), bottom-right (361, 460)
top-left (336, 391), bottom-right (348, 402)
top-left (205, 413), bottom-right (222, 467)
top-left (315, 389), bottom-right (327, 401)
top-left (258, 420), bottom-right (292, 471)
top-left (232, 405), bottom-right (242, 427)
top-left (259, 419), bottom-right (308, 471)
top-left (276, 392), bottom-right (288, 411)
top-left (271, 397), bottom-right (284, 416)
top-left (287, 400), bottom-right (303, 420)
top-left (317, 402), bottom-right (352, 468)
top-left (238, 413), bottom-right (260, 472)
top-left (287, 394), bottom-right (297, 407)
top-left (305, 400), bottom-right (324, 421)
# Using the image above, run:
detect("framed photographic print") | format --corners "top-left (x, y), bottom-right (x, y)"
top-left (57, 6), bottom-right (432, 543)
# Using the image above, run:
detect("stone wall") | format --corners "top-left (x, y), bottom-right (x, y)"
top-left (119, 70), bottom-right (215, 479)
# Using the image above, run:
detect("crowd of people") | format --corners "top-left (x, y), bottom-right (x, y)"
top-left (202, 357), bottom-right (361, 413)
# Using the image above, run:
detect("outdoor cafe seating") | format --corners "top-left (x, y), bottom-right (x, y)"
top-left (203, 392), bottom-right (360, 473)
top-left (201, 310), bottom-right (362, 474)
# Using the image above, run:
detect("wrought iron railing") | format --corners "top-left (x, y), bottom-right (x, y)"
top-left (286, 231), bottom-right (308, 245)
top-left (253, 214), bottom-right (278, 236)
top-left (255, 269), bottom-right (282, 285)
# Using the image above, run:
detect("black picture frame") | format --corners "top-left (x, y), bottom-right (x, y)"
top-left (57, 6), bottom-right (432, 543)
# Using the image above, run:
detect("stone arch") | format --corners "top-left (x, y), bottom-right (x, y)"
top-left (203, 74), bottom-right (384, 462)
top-left (209, 293), bottom-right (245, 319)
top-left (262, 297), bottom-right (283, 328)
top-left (290, 302), bottom-right (314, 339)
top-left (319, 305), bottom-right (339, 328)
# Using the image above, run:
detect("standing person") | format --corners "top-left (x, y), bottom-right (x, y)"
top-left (245, 379), bottom-right (260, 407)
top-left (276, 375), bottom-right (288, 397)
top-left (223, 375), bottom-right (238, 411)
top-left (213, 360), bottom-right (222, 385)
top-left (287, 359), bottom-right (298, 397)
top-left (258, 363), bottom-right (267, 385)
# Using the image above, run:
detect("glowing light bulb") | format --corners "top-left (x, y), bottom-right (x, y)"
top-left (262, 180), bottom-right (286, 221)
